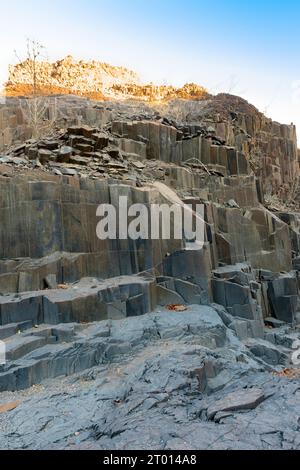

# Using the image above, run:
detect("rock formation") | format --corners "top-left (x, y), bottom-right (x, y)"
top-left (0, 77), bottom-right (300, 449)
top-left (5, 56), bottom-right (209, 102)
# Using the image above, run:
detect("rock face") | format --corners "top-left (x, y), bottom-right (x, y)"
top-left (184, 93), bottom-right (299, 195)
top-left (5, 56), bottom-right (209, 102)
top-left (0, 95), bottom-right (112, 150)
top-left (1, 92), bottom-right (298, 200)
top-left (0, 89), bottom-right (300, 450)
top-left (0, 102), bottom-right (300, 326)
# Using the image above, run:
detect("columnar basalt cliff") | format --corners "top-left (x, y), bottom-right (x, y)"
top-left (187, 94), bottom-right (299, 195)
top-left (1, 94), bottom-right (298, 199)
top-left (0, 64), bottom-right (300, 450)
top-left (0, 101), bottom-right (299, 324)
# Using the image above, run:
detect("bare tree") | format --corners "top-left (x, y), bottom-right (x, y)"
top-left (156, 99), bottom-right (205, 124)
top-left (15, 39), bottom-right (57, 139)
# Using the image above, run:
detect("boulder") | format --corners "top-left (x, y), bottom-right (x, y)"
top-left (57, 146), bottom-right (73, 163)
top-left (268, 273), bottom-right (300, 323)
top-left (38, 149), bottom-right (54, 164)
top-left (207, 388), bottom-right (266, 420)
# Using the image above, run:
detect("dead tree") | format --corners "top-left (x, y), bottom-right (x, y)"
top-left (15, 39), bottom-right (57, 139)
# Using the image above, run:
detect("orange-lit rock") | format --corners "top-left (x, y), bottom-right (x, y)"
top-left (5, 56), bottom-right (209, 102)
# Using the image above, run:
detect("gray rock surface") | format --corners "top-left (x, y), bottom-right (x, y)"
top-left (0, 306), bottom-right (299, 450)
top-left (206, 388), bottom-right (266, 419)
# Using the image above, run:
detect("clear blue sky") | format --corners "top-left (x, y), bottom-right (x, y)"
top-left (1, 0), bottom-right (299, 138)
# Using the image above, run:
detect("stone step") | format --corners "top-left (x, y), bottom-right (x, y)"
top-left (0, 274), bottom-right (211, 329)
top-left (1, 323), bottom-right (84, 365)
top-left (245, 338), bottom-right (292, 366)
top-left (0, 305), bottom-right (227, 392)
top-left (0, 320), bottom-right (33, 340)
top-left (0, 275), bottom-right (157, 327)
top-left (5, 335), bottom-right (50, 361)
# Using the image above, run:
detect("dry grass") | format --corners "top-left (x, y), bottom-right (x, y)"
top-left (167, 304), bottom-right (188, 312)
top-left (155, 99), bottom-right (207, 123)
top-left (274, 368), bottom-right (300, 379)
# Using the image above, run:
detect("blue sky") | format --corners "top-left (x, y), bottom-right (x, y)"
top-left (1, 0), bottom-right (299, 137)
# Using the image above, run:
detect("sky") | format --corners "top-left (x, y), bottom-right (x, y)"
top-left (0, 0), bottom-right (299, 139)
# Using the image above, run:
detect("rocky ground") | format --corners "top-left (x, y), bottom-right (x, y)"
top-left (0, 305), bottom-right (299, 450)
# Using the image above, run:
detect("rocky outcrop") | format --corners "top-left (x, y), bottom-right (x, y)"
top-left (0, 116), bottom-right (298, 317)
top-left (0, 87), bottom-right (300, 455)
top-left (186, 93), bottom-right (299, 195)
top-left (0, 95), bottom-right (112, 150)
top-left (211, 263), bottom-right (300, 328)
top-left (6, 55), bottom-right (139, 99)
top-left (6, 56), bottom-right (209, 102)
top-left (1, 92), bottom-right (298, 202)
